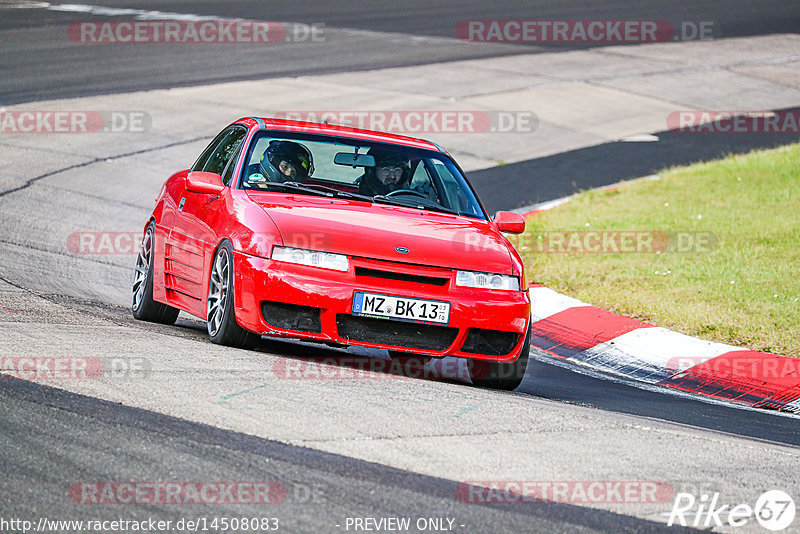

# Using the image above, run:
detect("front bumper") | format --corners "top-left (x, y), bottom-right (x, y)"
top-left (233, 252), bottom-right (530, 363)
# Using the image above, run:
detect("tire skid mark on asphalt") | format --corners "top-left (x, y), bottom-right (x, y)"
top-left (48, 182), bottom-right (153, 210)
top-left (0, 136), bottom-right (205, 198)
top-left (0, 239), bottom-right (131, 270)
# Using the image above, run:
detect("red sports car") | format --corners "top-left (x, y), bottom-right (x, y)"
top-left (132, 117), bottom-right (531, 389)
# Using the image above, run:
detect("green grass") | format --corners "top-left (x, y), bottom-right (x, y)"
top-left (513, 143), bottom-right (800, 357)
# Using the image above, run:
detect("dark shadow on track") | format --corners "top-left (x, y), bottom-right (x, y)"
top-left (0, 376), bottom-right (694, 533)
top-left (242, 328), bottom-right (800, 447)
top-left (29, 294), bottom-right (800, 457)
top-left (157, 312), bottom-right (800, 448)
top-left (519, 355), bottom-right (800, 448)
top-left (469, 107), bottom-right (800, 213)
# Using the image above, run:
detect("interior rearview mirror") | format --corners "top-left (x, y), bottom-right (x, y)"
top-left (334, 152), bottom-right (376, 168)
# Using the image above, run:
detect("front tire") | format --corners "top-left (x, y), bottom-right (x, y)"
top-left (206, 242), bottom-right (256, 348)
top-left (468, 322), bottom-right (531, 391)
top-left (131, 222), bottom-right (179, 325)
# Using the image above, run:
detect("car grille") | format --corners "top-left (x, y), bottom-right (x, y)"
top-left (354, 267), bottom-right (449, 286)
top-left (261, 301), bottom-right (322, 333)
top-left (336, 314), bottom-right (458, 351)
top-left (461, 328), bottom-right (520, 356)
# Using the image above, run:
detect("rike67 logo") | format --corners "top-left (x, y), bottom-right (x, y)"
top-left (668, 490), bottom-right (795, 531)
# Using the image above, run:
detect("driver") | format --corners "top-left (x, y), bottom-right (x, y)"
top-left (357, 148), bottom-right (411, 196)
top-left (246, 140), bottom-right (314, 185)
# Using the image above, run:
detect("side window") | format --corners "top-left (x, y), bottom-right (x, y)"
top-left (203, 128), bottom-right (247, 176)
top-left (410, 161), bottom-right (429, 186)
top-left (410, 161), bottom-right (439, 201)
top-left (430, 160), bottom-right (482, 217)
top-left (191, 127), bottom-right (247, 175)
top-left (192, 129), bottom-right (229, 172)
top-left (221, 137), bottom-right (245, 186)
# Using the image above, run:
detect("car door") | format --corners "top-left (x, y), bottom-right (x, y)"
top-left (164, 126), bottom-right (247, 314)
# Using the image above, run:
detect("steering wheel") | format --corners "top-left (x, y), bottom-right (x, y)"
top-left (386, 189), bottom-right (427, 199)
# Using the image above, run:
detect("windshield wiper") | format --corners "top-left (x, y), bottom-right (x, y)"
top-left (256, 182), bottom-right (459, 214)
top-left (254, 181), bottom-right (334, 197)
top-left (372, 195), bottom-right (461, 216)
top-left (285, 182), bottom-right (375, 203)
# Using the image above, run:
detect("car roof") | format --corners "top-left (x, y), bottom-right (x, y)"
top-left (235, 117), bottom-right (442, 152)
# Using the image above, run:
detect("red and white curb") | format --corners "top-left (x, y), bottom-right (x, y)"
top-left (528, 285), bottom-right (800, 414)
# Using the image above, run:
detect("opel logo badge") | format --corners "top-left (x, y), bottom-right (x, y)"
top-left (395, 246), bottom-right (409, 254)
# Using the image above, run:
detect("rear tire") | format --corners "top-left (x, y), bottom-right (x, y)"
top-left (206, 242), bottom-right (257, 348)
top-left (468, 322), bottom-right (530, 391)
top-left (131, 222), bottom-right (179, 325)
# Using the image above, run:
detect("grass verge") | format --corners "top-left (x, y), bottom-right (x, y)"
top-left (514, 142), bottom-right (799, 357)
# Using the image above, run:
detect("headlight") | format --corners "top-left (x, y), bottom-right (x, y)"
top-left (271, 246), bottom-right (349, 272)
top-left (456, 270), bottom-right (520, 291)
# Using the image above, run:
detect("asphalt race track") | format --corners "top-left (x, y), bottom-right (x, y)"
top-left (2, 375), bottom-right (692, 534)
top-left (3, 0), bottom-right (800, 104)
top-left (1, 2), bottom-right (799, 533)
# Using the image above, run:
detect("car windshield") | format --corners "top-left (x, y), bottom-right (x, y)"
top-left (239, 132), bottom-right (487, 220)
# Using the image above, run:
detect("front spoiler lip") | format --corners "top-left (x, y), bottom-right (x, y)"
top-left (255, 327), bottom-right (522, 363)
top-left (234, 252), bottom-right (530, 363)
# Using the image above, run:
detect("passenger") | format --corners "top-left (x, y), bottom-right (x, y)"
top-left (246, 140), bottom-right (314, 185)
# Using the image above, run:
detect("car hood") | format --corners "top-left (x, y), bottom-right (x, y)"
top-left (247, 193), bottom-right (514, 273)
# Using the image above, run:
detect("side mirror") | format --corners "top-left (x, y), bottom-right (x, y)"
top-left (186, 171), bottom-right (225, 194)
top-left (493, 211), bottom-right (525, 234)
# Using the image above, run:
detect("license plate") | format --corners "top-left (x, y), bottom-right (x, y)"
top-left (352, 292), bottom-right (450, 325)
